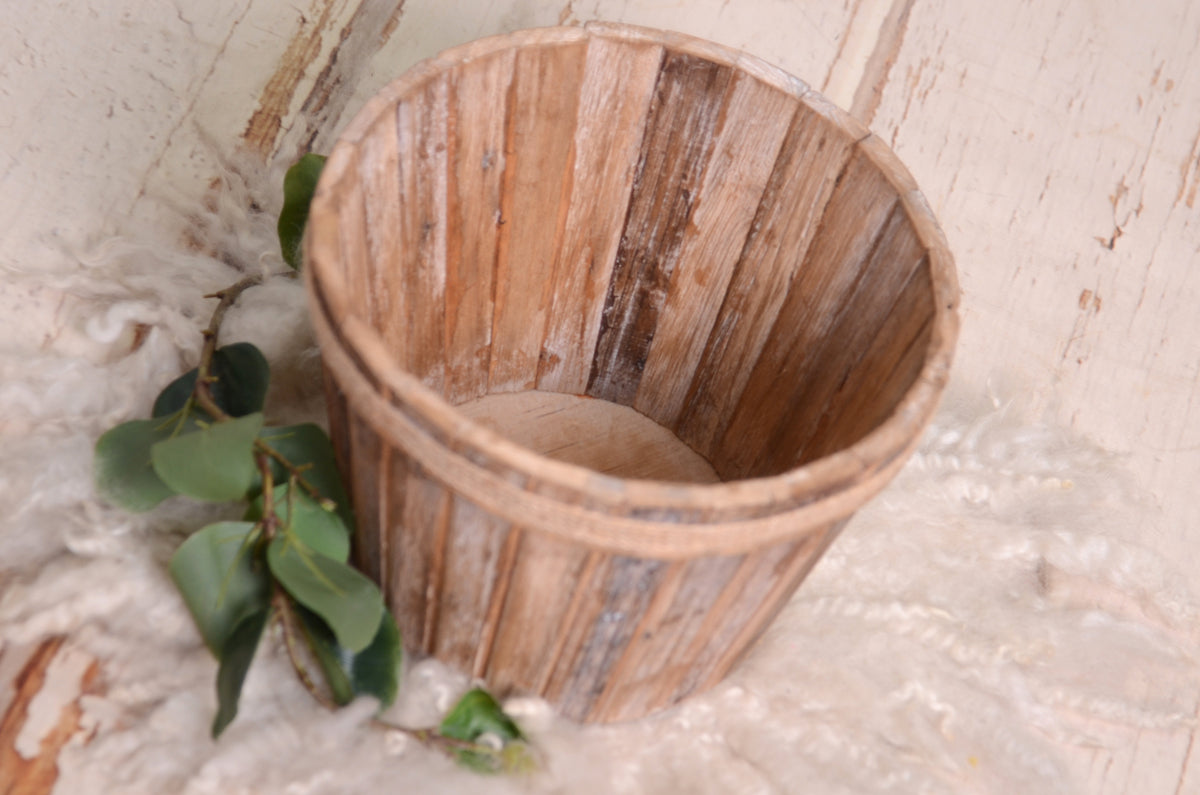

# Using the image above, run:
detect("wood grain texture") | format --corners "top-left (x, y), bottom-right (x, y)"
top-left (632, 70), bottom-right (797, 428)
top-left (347, 415), bottom-right (385, 583)
top-left (3, 0), bottom-right (1197, 782)
top-left (673, 105), bottom-right (856, 458)
top-left (585, 51), bottom-right (734, 404)
top-left (305, 24), bottom-right (956, 722)
top-left (0, 639), bottom-right (100, 795)
top-left (536, 37), bottom-right (663, 395)
top-left (714, 142), bottom-right (900, 479)
top-left (394, 79), bottom-right (449, 392)
top-left (443, 49), bottom-right (514, 404)
top-left (458, 391), bottom-right (719, 482)
top-left (487, 41), bottom-right (588, 393)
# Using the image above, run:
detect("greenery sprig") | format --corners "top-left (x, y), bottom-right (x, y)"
top-left (92, 153), bottom-right (533, 773)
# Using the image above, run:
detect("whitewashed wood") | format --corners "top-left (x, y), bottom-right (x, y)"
top-left (841, 3), bottom-right (1200, 790)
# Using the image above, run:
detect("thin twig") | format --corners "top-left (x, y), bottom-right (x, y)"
top-left (273, 588), bottom-right (338, 711)
top-left (253, 439), bottom-right (335, 510)
top-left (193, 274), bottom-right (264, 421)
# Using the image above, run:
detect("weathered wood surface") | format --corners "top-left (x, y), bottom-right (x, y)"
top-left (0, 639), bottom-right (101, 795)
top-left (306, 24), bottom-right (955, 722)
top-left (4, 0), bottom-right (1198, 787)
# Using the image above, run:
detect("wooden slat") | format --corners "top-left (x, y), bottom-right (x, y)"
top-left (395, 79), bottom-right (449, 392)
top-left (430, 495), bottom-right (515, 669)
top-left (482, 531), bottom-right (595, 696)
top-left (388, 470), bottom-right (447, 656)
top-left (694, 525), bottom-right (838, 695)
top-left (334, 147), bottom-right (375, 334)
top-left (673, 106), bottom-right (856, 458)
top-left (357, 109), bottom-right (404, 358)
top-left (588, 553), bottom-right (745, 720)
top-left (443, 50), bottom-right (514, 405)
top-left (588, 561), bottom-right (689, 721)
top-left (487, 41), bottom-right (588, 393)
top-left (586, 52), bottom-right (735, 405)
top-left (801, 263), bottom-right (936, 462)
top-left (347, 415), bottom-right (384, 584)
top-left (758, 203), bottom-right (928, 471)
top-left (321, 366), bottom-right (353, 496)
top-left (544, 556), bottom-right (669, 721)
top-left (632, 71), bottom-right (797, 427)
top-left (714, 143), bottom-right (900, 479)
top-left (536, 37), bottom-right (663, 395)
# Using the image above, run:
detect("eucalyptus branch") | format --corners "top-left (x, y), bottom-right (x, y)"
top-left (93, 153), bottom-right (531, 764)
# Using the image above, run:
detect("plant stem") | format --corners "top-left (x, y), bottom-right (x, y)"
top-left (274, 588), bottom-right (338, 711)
top-left (193, 274), bottom-right (264, 421)
top-left (253, 439), bottom-right (331, 509)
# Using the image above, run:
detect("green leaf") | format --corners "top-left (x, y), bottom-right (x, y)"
top-left (267, 535), bottom-right (382, 653)
top-left (439, 688), bottom-right (529, 773)
top-left (93, 417), bottom-right (180, 511)
top-left (212, 607), bottom-right (270, 738)
top-left (169, 521), bottom-right (270, 655)
top-left (152, 343), bottom-right (271, 420)
top-left (255, 483), bottom-right (350, 562)
top-left (256, 424), bottom-right (354, 529)
top-left (278, 153), bottom-right (326, 269)
top-left (440, 688), bottom-right (524, 743)
top-left (296, 604), bottom-right (402, 708)
top-left (151, 413), bottom-right (264, 502)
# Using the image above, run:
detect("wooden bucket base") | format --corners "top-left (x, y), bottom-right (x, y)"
top-left (459, 392), bottom-right (720, 484)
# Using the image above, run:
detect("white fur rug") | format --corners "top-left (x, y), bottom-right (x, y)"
top-left (2, 163), bottom-right (1197, 794)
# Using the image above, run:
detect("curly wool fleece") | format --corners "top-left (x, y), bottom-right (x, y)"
top-left (1, 160), bottom-right (1196, 795)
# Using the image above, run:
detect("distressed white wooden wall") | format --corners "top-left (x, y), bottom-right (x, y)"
top-left (3, 0), bottom-right (1198, 791)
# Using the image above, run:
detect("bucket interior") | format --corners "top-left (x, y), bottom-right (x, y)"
top-left (315, 33), bottom-right (940, 484)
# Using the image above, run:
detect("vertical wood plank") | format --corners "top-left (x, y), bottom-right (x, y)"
top-left (591, 553), bottom-right (745, 720)
top-left (674, 107), bottom-right (856, 458)
top-left (482, 531), bottom-right (596, 696)
top-left (756, 204), bottom-right (927, 471)
top-left (800, 261), bottom-right (936, 462)
top-left (714, 144), bottom-right (899, 479)
top-left (536, 38), bottom-right (663, 395)
top-left (347, 415), bottom-right (383, 584)
top-left (357, 110), bottom-right (404, 362)
top-left (430, 495), bottom-right (513, 669)
top-left (545, 557), bottom-right (668, 721)
top-left (443, 50), bottom-right (514, 404)
top-left (586, 53), bottom-right (735, 406)
top-left (388, 470), bottom-right (448, 657)
top-left (632, 73), bottom-right (796, 427)
top-left (395, 79), bottom-right (450, 392)
top-left (487, 41), bottom-right (588, 393)
top-left (335, 149), bottom-right (375, 334)
top-left (321, 366), bottom-right (353, 497)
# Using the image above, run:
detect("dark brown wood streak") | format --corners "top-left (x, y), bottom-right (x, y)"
top-left (587, 52), bottom-right (735, 405)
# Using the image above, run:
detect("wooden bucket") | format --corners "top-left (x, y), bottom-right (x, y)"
top-left (304, 22), bottom-right (958, 723)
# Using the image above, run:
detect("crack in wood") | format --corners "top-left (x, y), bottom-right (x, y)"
top-left (242, 0), bottom-right (342, 158)
top-left (849, 0), bottom-right (916, 124)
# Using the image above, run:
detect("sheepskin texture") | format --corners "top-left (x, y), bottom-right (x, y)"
top-left (1, 157), bottom-right (1197, 794)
